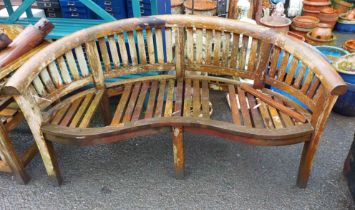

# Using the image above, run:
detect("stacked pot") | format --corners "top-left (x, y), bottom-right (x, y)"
top-left (302, 0), bottom-right (339, 30)
top-left (290, 15), bottom-right (320, 37)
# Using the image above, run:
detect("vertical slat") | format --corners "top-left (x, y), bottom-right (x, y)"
top-left (293, 64), bottom-right (307, 89)
top-left (183, 79), bottom-right (192, 117)
top-left (164, 79), bottom-right (175, 117)
top-left (136, 30), bottom-right (147, 65)
top-left (175, 27), bottom-right (185, 78)
top-left (192, 80), bottom-right (201, 118)
top-left (131, 81), bottom-right (149, 121)
top-left (74, 46), bottom-right (90, 77)
top-left (186, 28), bottom-right (194, 64)
top-left (127, 31), bottom-right (138, 66)
top-left (48, 62), bottom-right (63, 88)
top-left (205, 30), bottom-right (213, 65)
top-left (247, 38), bottom-right (258, 72)
top-left (98, 37), bottom-right (111, 71)
top-left (69, 94), bottom-right (94, 128)
top-left (79, 91), bottom-right (104, 128)
top-left (201, 80), bottom-right (209, 118)
top-left (117, 33), bottom-right (129, 66)
top-left (108, 35), bottom-right (121, 68)
top-left (165, 28), bottom-right (173, 63)
top-left (111, 84), bottom-right (132, 125)
top-left (122, 82), bottom-right (141, 123)
top-left (268, 47), bottom-right (281, 78)
top-left (32, 77), bottom-right (47, 96)
top-left (65, 50), bottom-right (80, 80)
top-left (174, 79), bottom-right (184, 117)
top-left (257, 98), bottom-right (274, 129)
top-left (154, 80), bottom-right (166, 117)
top-left (253, 40), bottom-right (271, 89)
top-left (213, 31), bottom-right (222, 66)
top-left (57, 56), bottom-right (72, 84)
top-left (230, 33), bottom-right (240, 69)
top-left (237, 87), bottom-right (252, 127)
top-left (155, 28), bottom-right (164, 64)
top-left (39, 69), bottom-right (56, 93)
top-left (228, 84), bottom-right (241, 125)
top-left (145, 80), bottom-right (159, 119)
top-left (246, 93), bottom-right (264, 128)
top-left (307, 78), bottom-right (320, 98)
top-left (86, 41), bottom-right (105, 88)
top-left (196, 28), bottom-right (203, 65)
top-left (222, 32), bottom-right (231, 67)
top-left (238, 36), bottom-right (248, 71)
top-left (284, 58), bottom-right (299, 85)
top-left (301, 71), bottom-right (315, 94)
top-left (146, 29), bottom-right (155, 64)
top-left (277, 51), bottom-right (289, 81)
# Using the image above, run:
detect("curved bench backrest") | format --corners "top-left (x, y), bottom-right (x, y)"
top-left (3, 15), bottom-right (346, 126)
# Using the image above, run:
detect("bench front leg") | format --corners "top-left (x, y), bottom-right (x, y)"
top-left (173, 126), bottom-right (184, 179)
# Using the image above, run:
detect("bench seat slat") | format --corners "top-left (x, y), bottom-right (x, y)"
top-left (192, 80), bottom-right (201, 118)
top-left (237, 87), bottom-right (252, 127)
top-left (201, 80), bottom-right (209, 118)
top-left (246, 93), bottom-right (264, 128)
top-left (144, 81), bottom-right (158, 119)
top-left (155, 80), bottom-right (166, 118)
top-left (60, 97), bottom-right (84, 127)
top-left (228, 84), bottom-right (241, 125)
top-left (174, 79), bottom-right (184, 117)
top-left (131, 81), bottom-right (149, 121)
top-left (164, 80), bottom-right (175, 117)
top-left (122, 82), bottom-right (142, 123)
top-left (183, 79), bottom-right (192, 117)
top-left (79, 90), bottom-right (104, 128)
top-left (69, 94), bottom-right (95, 128)
top-left (111, 84), bottom-right (132, 125)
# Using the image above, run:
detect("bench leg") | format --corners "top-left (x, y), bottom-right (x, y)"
top-left (172, 126), bottom-right (184, 179)
top-left (297, 140), bottom-right (317, 188)
top-left (0, 124), bottom-right (30, 184)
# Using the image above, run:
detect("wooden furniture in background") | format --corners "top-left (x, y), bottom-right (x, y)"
top-left (2, 15), bottom-right (347, 187)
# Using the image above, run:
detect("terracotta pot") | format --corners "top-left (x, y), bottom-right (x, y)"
top-left (343, 40), bottom-right (355, 53)
top-left (303, 1), bottom-right (331, 11)
top-left (334, 0), bottom-right (353, 14)
top-left (184, 0), bottom-right (217, 16)
top-left (171, 0), bottom-right (184, 14)
top-left (290, 24), bottom-right (313, 37)
top-left (287, 31), bottom-right (306, 41)
top-left (345, 9), bottom-right (355, 20)
top-left (260, 16), bottom-right (292, 33)
top-left (303, 8), bottom-right (321, 17)
top-left (292, 15), bottom-right (320, 29)
top-left (318, 7), bottom-right (339, 29)
top-left (306, 23), bottom-right (336, 45)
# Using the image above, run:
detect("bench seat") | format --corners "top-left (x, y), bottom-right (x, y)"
top-left (42, 77), bottom-right (314, 146)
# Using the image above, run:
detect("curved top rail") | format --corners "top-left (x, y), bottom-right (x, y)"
top-left (2, 15), bottom-right (347, 96)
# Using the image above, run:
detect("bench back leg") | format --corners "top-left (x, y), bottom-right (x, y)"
top-left (0, 123), bottom-right (30, 184)
top-left (173, 126), bottom-right (184, 179)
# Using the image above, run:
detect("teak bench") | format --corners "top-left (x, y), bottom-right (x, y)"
top-left (2, 15), bottom-right (347, 187)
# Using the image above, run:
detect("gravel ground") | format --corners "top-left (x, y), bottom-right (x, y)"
top-left (0, 30), bottom-right (354, 210)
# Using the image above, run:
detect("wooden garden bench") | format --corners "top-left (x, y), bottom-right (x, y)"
top-left (2, 15), bottom-right (347, 187)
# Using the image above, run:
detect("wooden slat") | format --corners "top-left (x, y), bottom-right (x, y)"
top-left (165, 28), bottom-right (173, 63)
top-left (293, 64), bottom-right (307, 89)
top-left (155, 28), bottom-right (164, 64)
top-left (257, 98), bottom-right (274, 129)
top-left (239, 36), bottom-right (248, 71)
top-left (175, 27), bottom-right (185, 78)
top-left (230, 33), bottom-right (240, 68)
top-left (268, 46), bottom-right (281, 78)
top-left (213, 31), bottom-right (222, 66)
top-left (108, 35), bottom-right (120, 68)
top-left (86, 41), bottom-right (105, 88)
top-left (174, 79), bottom-right (184, 117)
top-left (228, 84), bottom-right (241, 125)
top-left (74, 46), bottom-right (90, 77)
top-left (247, 38), bottom-right (258, 72)
top-left (131, 81), bottom-right (149, 121)
top-left (122, 82), bottom-right (141, 123)
top-left (0, 108), bottom-right (17, 117)
top-left (192, 80), bottom-right (201, 118)
top-left (117, 33), bottom-right (129, 66)
top-left (69, 93), bottom-right (94, 128)
top-left (146, 29), bottom-right (155, 64)
top-left (164, 79), bottom-right (175, 117)
top-left (127, 31), bottom-right (138, 66)
top-left (111, 84), bottom-right (132, 125)
top-left (301, 71), bottom-right (314, 94)
top-left (79, 91), bottom-right (104, 128)
top-left (277, 51), bottom-right (289, 81)
top-left (51, 104), bottom-right (70, 125)
top-left (196, 28), bottom-right (203, 65)
top-left (60, 97), bottom-right (83, 126)
top-left (205, 30), bottom-right (213, 65)
top-left (32, 76), bottom-right (47, 96)
top-left (183, 79), bottom-right (192, 117)
top-left (186, 28), bottom-right (194, 64)
top-left (48, 62), bottom-right (63, 88)
top-left (222, 32), bottom-right (231, 67)
top-left (274, 97), bottom-right (294, 127)
top-left (39, 69), bottom-right (56, 93)
top-left (246, 93), bottom-right (264, 128)
top-left (98, 37), bottom-right (111, 71)
top-left (201, 80), bottom-right (209, 118)
top-left (253, 40), bottom-right (271, 89)
top-left (144, 80), bottom-right (159, 119)
top-left (284, 58), bottom-right (299, 85)
top-left (267, 104), bottom-right (283, 129)
top-left (57, 56), bottom-right (72, 84)
top-left (307, 78), bottom-right (320, 98)
top-left (65, 50), bottom-right (81, 80)
top-left (237, 87), bottom-right (252, 127)
top-left (154, 80), bottom-right (167, 117)
top-left (137, 30), bottom-right (147, 65)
